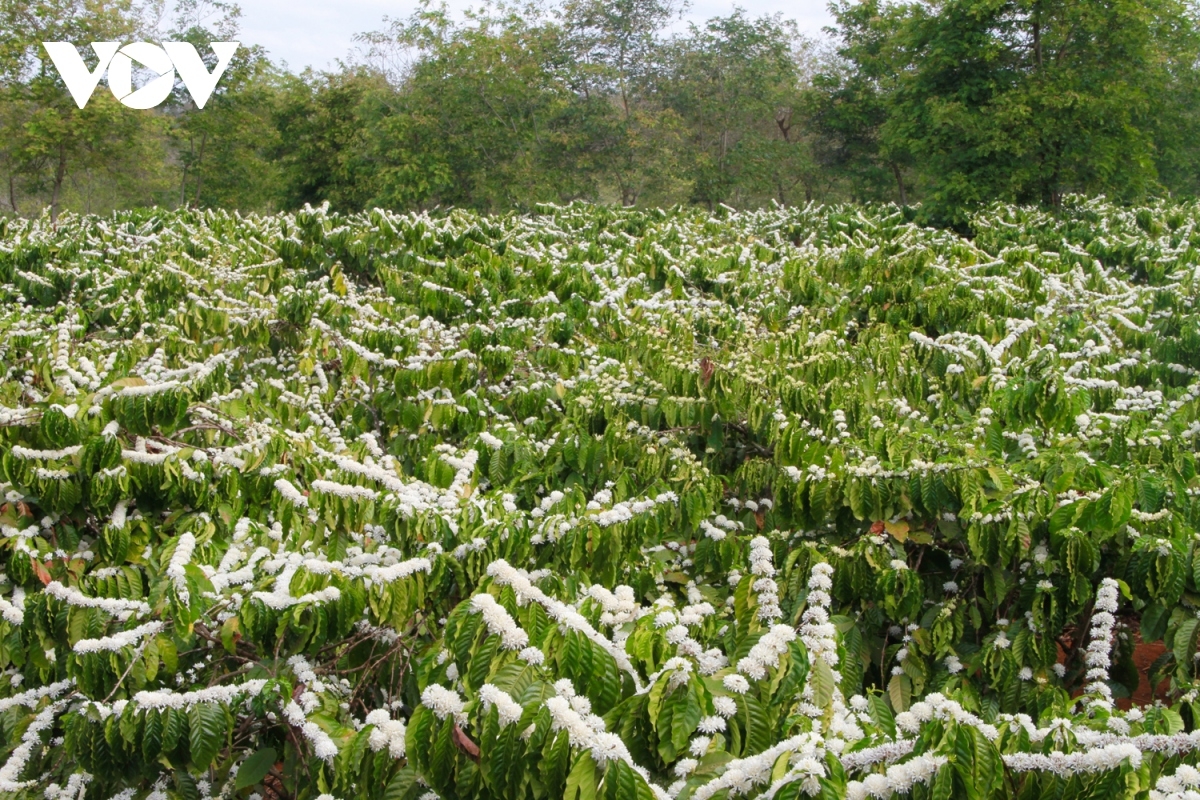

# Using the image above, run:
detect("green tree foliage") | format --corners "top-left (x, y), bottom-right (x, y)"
top-left (659, 13), bottom-right (820, 208)
top-left (813, 0), bottom-right (1200, 223)
top-left (358, 5), bottom-right (603, 211)
top-left (270, 68), bottom-right (389, 212)
top-left (805, 0), bottom-right (913, 204)
top-left (0, 0), bottom-right (171, 218)
top-left (167, 0), bottom-right (282, 210)
top-left (2, 0), bottom-right (1199, 219)
top-left (560, 0), bottom-right (689, 205)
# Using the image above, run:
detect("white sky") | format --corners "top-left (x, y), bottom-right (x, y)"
top-left (233, 0), bottom-right (835, 73)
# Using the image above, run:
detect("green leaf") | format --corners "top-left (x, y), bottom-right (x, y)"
top-left (236, 747), bottom-right (278, 790)
top-left (931, 761), bottom-right (954, 800)
top-left (385, 768), bottom-right (422, 800)
top-left (952, 726), bottom-right (981, 800)
top-left (733, 692), bottom-right (772, 756)
top-left (1049, 502), bottom-right (1083, 533)
top-left (175, 771), bottom-right (201, 800)
top-left (811, 657), bottom-right (836, 710)
top-left (1173, 617), bottom-right (1199, 670)
top-left (565, 751), bottom-right (598, 800)
top-left (1142, 603), bottom-right (1169, 642)
top-left (187, 702), bottom-right (226, 769)
top-left (887, 674), bottom-right (911, 713)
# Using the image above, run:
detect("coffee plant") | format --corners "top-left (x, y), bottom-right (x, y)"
top-left (1, 196), bottom-right (1200, 800)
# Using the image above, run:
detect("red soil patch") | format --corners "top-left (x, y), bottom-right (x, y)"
top-left (1124, 634), bottom-right (1171, 709)
top-left (1057, 630), bottom-right (1172, 708)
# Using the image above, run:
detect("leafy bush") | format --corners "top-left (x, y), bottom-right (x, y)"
top-left (0, 198), bottom-right (1199, 800)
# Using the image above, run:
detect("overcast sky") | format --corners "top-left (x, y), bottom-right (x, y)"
top-left (232, 0), bottom-right (835, 73)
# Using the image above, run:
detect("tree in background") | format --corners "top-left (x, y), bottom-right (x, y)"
top-left (357, 3), bottom-right (599, 212)
top-left (805, 0), bottom-right (913, 204)
top-left (1, 0), bottom-right (1197, 220)
top-left (0, 0), bottom-right (171, 219)
top-left (660, 12), bottom-right (822, 208)
top-left (271, 68), bottom-right (391, 212)
top-left (816, 0), bottom-right (1200, 224)
top-left (167, 0), bottom-right (281, 210)
top-left (560, 0), bottom-right (689, 204)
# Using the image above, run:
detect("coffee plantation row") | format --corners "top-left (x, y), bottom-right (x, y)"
top-left (1, 197), bottom-right (1200, 800)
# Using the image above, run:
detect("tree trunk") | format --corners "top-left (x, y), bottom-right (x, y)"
top-left (891, 162), bottom-right (907, 206)
top-left (7, 175), bottom-right (17, 216)
top-left (1033, 21), bottom-right (1043, 69)
top-left (179, 149), bottom-right (189, 208)
top-left (50, 144), bottom-right (66, 223)
top-left (775, 109), bottom-right (792, 142)
top-left (192, 132), bottom-right (209, 207)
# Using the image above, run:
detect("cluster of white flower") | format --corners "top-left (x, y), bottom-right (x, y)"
top-left (893, 693), bottom-right (998, 741)
top-left (166, 533), bottom-right (196, 605)
top-left (1151, 763), bottom-right (1200, 800)
top-left (838, 738), bottom-right (915, 771)
top-left (0, 700), bottom-right (70, 791)
top-left (470, 593), bottom-right (530, 650)
top-left (364, 709), bottom-right (408, 758)
top-left (541, 678), bottom-right (664, 798)
top-left (798, 562), bottom-right (839, 679)
top-left (477, 684), bottom-right (524, 726)
top-left (0, 586), bottom-right (25, 625)
top-left (283, 699), bottom-right (339, 761)
top-left (274, 478), bottom-right (308, 507)
top-left (486, 559), bottom-right (642, 689)
top-left (747, 536), bottom-right (781, 621)
top-left (73, 621), bottom-right (163, 654)
top-left (1083, 578), bottom-right (1120, 710)
top-left (249, 560), bottom-right (342, 610)
top-left (1002, 743), bottom-right (1142, 775)
top-left (43, 771), bottom-right (91, 800)
top-left (586, 584), bottom-right (643, 627)
top-left (10, 445), bottom-right (84, 461)
top-left (477, 431), bottom-right (505, 449)
top-left (593, 491), bottom-right (677, 528)
top-left (690, 732), bottom-right (826, 800)
top-left (421, 684), bottom-right (467, 726)
top-left (311, 479), bottom-right (379, 502)
top-left (844, 754), bottom-right (948, 800)
top-left (44, 580), bottom-right (150, 619)
top-left (528, 489), bottom-right (677, 544)
top-left (736, 624), bottom-right (796, 681)
top-left (439, 449), bottom-right (479, 505)
top-left (0, 680), bottom-right (73, 714)
top-left (133, 680), bottom-right (269, 710)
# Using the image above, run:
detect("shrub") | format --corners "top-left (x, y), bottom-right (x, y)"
top-left (0, 198), bottom-right (1199, 799)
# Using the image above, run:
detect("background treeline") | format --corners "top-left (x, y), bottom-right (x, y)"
top-left (3, 0), bottom-right (1200, 224)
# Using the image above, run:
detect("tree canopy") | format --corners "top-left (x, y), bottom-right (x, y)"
top-left (0, 0), bottom-right (1198, 220)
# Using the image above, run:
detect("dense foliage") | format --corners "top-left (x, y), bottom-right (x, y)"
top-left (3, 0), bottom-right (1200, 218)
top-left (813, 0), bottom-right (1200, 223)
top-left (1, 199), bottom-right (1200, 799)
